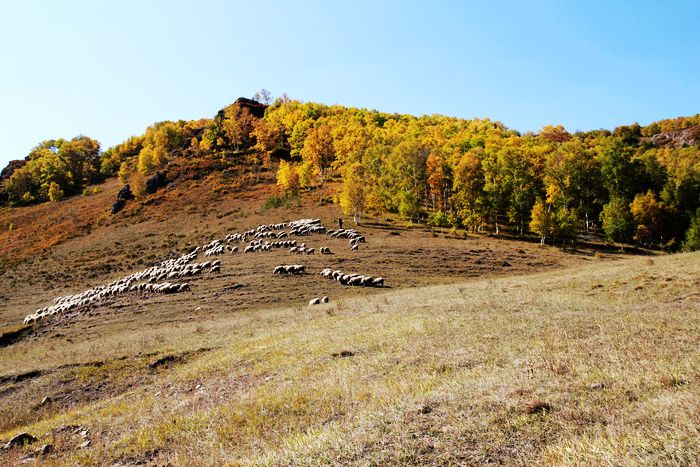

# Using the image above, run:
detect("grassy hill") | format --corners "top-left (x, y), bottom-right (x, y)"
top-left (0, 247), bottom-right (697, 464)
top-left (0, 133), bottom-right (698, 464)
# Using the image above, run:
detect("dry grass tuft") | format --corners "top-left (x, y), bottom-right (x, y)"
top-left (525, 400), bottom-right (553, 415)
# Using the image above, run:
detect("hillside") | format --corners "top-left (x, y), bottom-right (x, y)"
top-left (2, 99), bottom-right (699, 253)
top-left (0, 243), bottom-right (698, 464)
top-left (0, 97), bottom-right (699, 464)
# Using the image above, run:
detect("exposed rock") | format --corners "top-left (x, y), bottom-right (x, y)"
top-left (0, 159), bottom-right (28, 183)
top-left (233, 97), bottom-right (267, 118)
top-left (116, 184), bottom-right (134, 201)
top-left (650, 125), bottom-right (700, 147)
top-left (3, 432), bottom-right (38, 450)
top-left (35, 444), bottom-right (53, 456)
top-left (145, 172), bottom-right (167, 194)
top-left (111, 198), bottom-right (127, 214)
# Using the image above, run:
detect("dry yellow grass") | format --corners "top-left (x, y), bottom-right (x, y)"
top-left (0, 252), bottom-right (698, 465)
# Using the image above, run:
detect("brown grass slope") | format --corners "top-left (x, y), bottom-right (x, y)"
top-left (0, 252), bottom-right (697, 465)
top-left (0, 163), bottom-right (599, 329)
top-left (1, 160), bottom-right (694, 464)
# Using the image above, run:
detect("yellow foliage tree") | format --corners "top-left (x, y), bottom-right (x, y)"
top-left (276, 160), bottom-right (299, 192)
top-left (339, 161), bottom-right (365, 224)
top-left (529, 199), bottom-right (554, 245)
top-left (48, 182), bottom-right (63, 202)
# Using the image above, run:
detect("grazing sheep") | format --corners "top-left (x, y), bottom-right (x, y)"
top-left (319, 268), bottom-right (386, 288)
top-left (351, 244), bottom-right (359, 251)
top-left (321, 296), bottom-right (329, 303)
top-left (274, 264), bottom-right (306, 275)
top-left (22, 217), bottom-right (336, 326)
top-left (320, 247), bottom-right (331, 254)
top-left (309, 298), bottom-right (321, 306)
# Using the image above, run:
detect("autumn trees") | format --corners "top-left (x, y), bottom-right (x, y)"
top-left (1, 92), bottom-right (697, 251)
top-left (3, 136), bottom-right (101, 205)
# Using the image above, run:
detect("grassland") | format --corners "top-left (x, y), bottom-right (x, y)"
top-left (1, 172), bottom-right (698, 464)
top-left (1, 251), bottom-right (698, 465)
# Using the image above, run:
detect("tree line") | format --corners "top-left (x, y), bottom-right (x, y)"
top-left (2, 94), bottom-right (699, 251)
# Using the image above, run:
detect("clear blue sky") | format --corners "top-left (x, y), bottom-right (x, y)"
top-left (1, 0), bottom-right (698, 168)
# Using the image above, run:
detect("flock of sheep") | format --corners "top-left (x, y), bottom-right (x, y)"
top-left (22, 218), bottom-right (386, 326)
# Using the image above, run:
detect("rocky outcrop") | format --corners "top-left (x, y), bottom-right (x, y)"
top-left (2, 432), bottom-right (37, 450)
top-left (112, 184), bottom-right (134, 214)
top-left (650, 125), bottom-right (700, 147)
top-left (145, 172), bottom-right (167, 194)
top-left (233, 97), bottom-right (267, 118)
top-left (0, 159), bottom-right (28, 183)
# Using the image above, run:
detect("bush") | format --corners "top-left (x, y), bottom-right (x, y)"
top-left (129, 172), bottom-right (147, 200)
top-left (682, 209), bottom-right (700, 252)
top-left (601, 198), bottom-right (634, 243)
top-left (263, 193), bottom-right (301, 211)
top-left (428, 210), bottom-right (449, 227)
top-left (48, 182), bottom-right (63, 202)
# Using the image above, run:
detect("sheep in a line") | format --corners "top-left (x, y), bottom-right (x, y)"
top-left (288, 218), bottom-right (327, 236)
top-left (327, 229), bottom-right (366, 243)
top-left (320, 247), bottom-right (331, 254)
top-left (204, 244), bottom-right (225, 256)
top-left (273, 264), bottom-right (306, 275)
top-left (308, 296), bottom-right (330, 306)
top-left (319, 268), bottom-right (384, 288)
top-left (225, 233), bottom-right (247, 243)
top-left (24, 246), bottom-right (209, 325)
top-left (23, 218), bottom-right (333, 326)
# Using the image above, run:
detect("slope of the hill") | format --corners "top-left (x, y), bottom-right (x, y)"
top-left (0, 252), bottom-right (697, 465)
top-left (0, 164), bottom-right (615, 330)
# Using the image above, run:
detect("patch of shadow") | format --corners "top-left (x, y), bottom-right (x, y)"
top-left (148, 347), bottom-right (213, 370)
top-left (0, 369), bottom-right (43, 385)
top-left (220, 283), bottom-right (246, 293)
top-left (0, 325), bottom-right (33, 348)
top-left (149, 355), bottom-right (182, 369)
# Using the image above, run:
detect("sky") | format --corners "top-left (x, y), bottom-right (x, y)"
top-left (0, 0), bottom-right (698, 168)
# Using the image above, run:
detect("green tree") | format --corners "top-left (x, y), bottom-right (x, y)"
top-left (601, 198), bottom-right (634, 244)
top-left (682, 208), bottom-right (700, 251)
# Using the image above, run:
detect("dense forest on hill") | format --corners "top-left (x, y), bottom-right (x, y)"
top-left (1, 93), bottom-right (699, 250)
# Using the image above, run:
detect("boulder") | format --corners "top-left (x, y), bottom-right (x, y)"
top-left (3, 432), bottom-right (37, 450)
top-left (116, 184), bottom-right (134, 201)
top-left (111, 198), bottom-right (126, 215)
top-left (145, 172), bottom-right (167, 194)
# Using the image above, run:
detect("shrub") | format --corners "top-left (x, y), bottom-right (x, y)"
top-left (682, 208), bottom-right (700, 252)
top-left (428, 210), bottom-right (449, 227)
top-left (48, 182), bottom-right (63, 202)
top-left (263, 193), bottom-right (301, 211)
